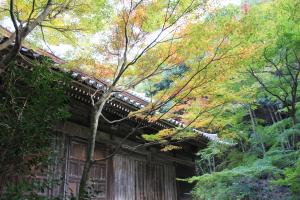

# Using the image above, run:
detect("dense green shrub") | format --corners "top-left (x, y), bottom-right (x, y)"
top-left (191, 119), bottom-right (300, 200)
top-left (274, 151), bottom-right (300, 198)
top-left (191, 154), bottom-right (293, 199)
top-left (0, 60), bottom-right (70, 199)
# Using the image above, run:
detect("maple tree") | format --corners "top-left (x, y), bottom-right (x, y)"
top-left (67, 0), bottom-right (250, 198)
top-left (179, 0), bottom-right (299, 139)
top-left (76, 0), bottom-right (206, 197)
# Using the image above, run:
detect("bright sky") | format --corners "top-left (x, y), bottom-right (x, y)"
top-left (0, 0), bottom-right (241, 57)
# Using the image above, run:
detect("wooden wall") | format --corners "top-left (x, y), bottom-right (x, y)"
top-left (39, 135), bottom-right (178, 200)
top-left (51, 120), bottom-right (195, 199)
top-left (109, 154), bottom-right (177, 200)
top-left (64, 138), bottom-right (108, 200)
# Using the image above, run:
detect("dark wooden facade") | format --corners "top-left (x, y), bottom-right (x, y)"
top-left (40, 120), bottom-right (195, 200)
top-left (47, 97), bottom-right (197, 200)
top-left (0, 90), bottom-right (199, 200)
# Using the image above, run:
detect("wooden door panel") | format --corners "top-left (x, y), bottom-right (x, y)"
top-left (70, 142), bottom-right (87, 160)
top-left (66, 140), bottom-right (107, 199)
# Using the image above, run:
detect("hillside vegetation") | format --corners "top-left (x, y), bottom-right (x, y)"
top-left (188, 0), bottom-right (300, 199)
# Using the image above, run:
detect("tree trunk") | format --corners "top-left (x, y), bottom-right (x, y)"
top-left (249, 106), bottom-right (266, 156)
top-left (207, 158), bottom-right (212, 173)
top-left (290, 105), bottom-right (297, 148)
top-left (291, 103), bottom-right (297, 125)
top-left (212, 156), bottom-right (216, 172)
top-left (271, 105), bottom-right (281, 121)
top-left (78, 101), bottom-right (105, 199)
top-left (267, 105), bottom-right (276, 124)
top-left (240, 138), bottom-right (245, 153)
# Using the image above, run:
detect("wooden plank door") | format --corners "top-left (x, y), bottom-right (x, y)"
top-left (66, 140), bottom-right (107, 200)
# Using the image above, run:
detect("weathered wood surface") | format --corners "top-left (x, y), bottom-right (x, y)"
top-left (66, 140), bottom-right (107, 200)
top-left (21, 135), bottom-right (180, 200)
top-left (17, 134), bottom-right (66, 199)
top-left (110, 154), bottom-right (177, 200)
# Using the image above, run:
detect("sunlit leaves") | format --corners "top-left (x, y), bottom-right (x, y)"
top-left (0, 0), bottom-right (110, 47)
